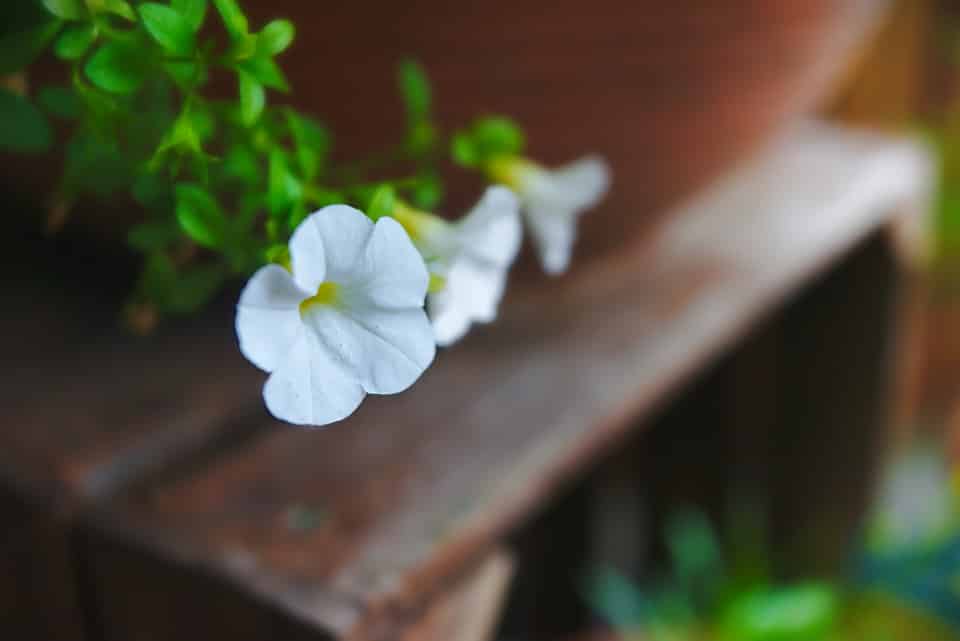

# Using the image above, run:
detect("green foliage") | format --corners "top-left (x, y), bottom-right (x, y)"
top-left (37, 86), bottom-right (82, 119)
top-left (54, 24), bottom-right (97, 60)
top-left (367, 185), bottom-right (396, 220)
top-left (172, 0), bottom-right (207, 31)
top-left (0, 89), bottom-right (52, 153)
top-left (42, 0), bottom-right (87, 21)
top-left (103, 0), bottom-right (137, 21)
top-left (139, 3), bottom-right (197, 57)
top-left (211, 0), bottom-right (248, 39)
top-left (257, 19), bottom-right (294, 57)
top-left (451, 116), bottom-right (525, 168)
top-left (718, 584), bottom-right (838, 641)
top-left (85, 41), bottom-right (148, 94)
top-left (175, 183), bottom-right (227, 248)
top-left (237, 72), bottom-right (264, 125)
top-left (2, 0), bottom-right (527, 325)
top-left (0, 1), bottom-right (62, 76)
top-left (398, 59), bottom-right (430, 124)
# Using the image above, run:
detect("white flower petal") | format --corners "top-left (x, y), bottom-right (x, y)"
top-left (524, 205), bottom-right (578, 275)
top-left (422, 187), bottom-right (520, 345)
top-left (288, 209), bottom-right (329, 292)
top-left (302, 304), bottom-right (435, 395)
top-left (521, 155), bottom-right (611, 275)
top-left (457, 186), bottom-right (522, 266)
top-left (351, 216), bottom-right (430, 309)
top-left (235, 264), bottom-right (308, 372)
top-left (262, 331), bottom-right (365, 427)
top-left (429, 259), bottom-right (507, 346)
top-left (304, 204), bottom-right (375, 282)
top-left (546, 155), bottom-right (611, 210)
top-left (428, 290), bottom-right (471, 347)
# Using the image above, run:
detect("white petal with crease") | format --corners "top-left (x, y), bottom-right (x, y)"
top-left (263, 331), bottom-right (365, 426)
top-left (236, 264), bottom-right (308, 372)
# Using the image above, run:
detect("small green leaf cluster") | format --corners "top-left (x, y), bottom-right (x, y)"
top-left (0, 0), bottom-right (527, 327)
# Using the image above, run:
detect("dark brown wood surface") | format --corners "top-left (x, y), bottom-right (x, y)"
top-left (0, 216), bottom-right (264, 638)
top-left (81, 125), bottom-right (929, 641)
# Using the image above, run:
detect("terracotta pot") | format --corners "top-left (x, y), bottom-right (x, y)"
top-left (6, 1), bottom-right (886, 271)
top-left (264, 0), bottom-right (886, 268)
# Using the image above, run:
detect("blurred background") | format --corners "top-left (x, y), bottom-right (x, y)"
top-left (5, 1), bottom-right (960, 640)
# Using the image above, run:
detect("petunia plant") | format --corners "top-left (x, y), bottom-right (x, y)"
top-left (1, 0), bottom-right (611, 426)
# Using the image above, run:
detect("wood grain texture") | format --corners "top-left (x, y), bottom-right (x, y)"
top-left (398, 549), bottom-right (513, 641)
top-left (83, 124), bottom-right (931, 640)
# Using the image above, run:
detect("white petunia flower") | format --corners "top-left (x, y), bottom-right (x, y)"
top-left (489, 155), bottom-right (610, 275)
top-left (235, 205), bottom-right (435, 427)
top-left (392, 187), bottom-right (521, 346)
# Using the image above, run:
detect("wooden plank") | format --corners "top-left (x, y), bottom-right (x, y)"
top-left (398, 549), bottom-right (513, 641)
top-left (0, 221), bottom-right (267, 638)
top-left (84, 124), bottom-right (931, 640)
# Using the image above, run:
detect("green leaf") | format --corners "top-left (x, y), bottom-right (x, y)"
top-left (139, 3), bottom-right (196, 56)
top-left (451, 132), bottom-right (478, 167)
top-left (175, 182), bottom-right (227, 248)
top-left (163, 60), bottom-right (204, 88)
top-left (139, 254), bottom-right (226, 315)
top-left (366, 184), bottom-right (396, 220)
top-left (285, 111), bottom-right (328, 180)
top-left (85, 41), bottom-right (147, 94)
top-left (256, 19), bottom-right (294, 56)
top-left (131, 173), bottom-right (173, 211)
top-left (264, 243), bottom-right (290, 267)
top-left (172, 0), bottom-right (207, 31)
top-left (472, 116), bottom-right (524, 157)
top-left (42, 0), bottom-right (86, 20)
top-left (128, 219), bottom-right (181, 251)
top-left (237, 56), bottom-right (289, 92)
top-left (452, 117), bottom-right (525, 167)
top-left (0, 89), bottom-right (53, 154)
top-left (53, 23), bottom-right (96, 60)
top-left (405, 120), bottom-right (435, 155)
top-left (72, 70), bottom-right (122, 119)
top-left (101, 0), bottom-right (136, 21)
top-left (229, 32), bottom-right (257, 60)
top-left (64, 131), bottom-right (133, 196)
top-left (267, 149), bottom-right (302, 216)
top-left (222, 143), bottom-right (260, 183)
top-left (398, 58), bottom-right (430, 122)
top-left (167, 264), bottom-right (227, 313)
top-left (0, 19), bottom-right (62, 74)
top-left (411, 173), bottom-right (442, 209)
top-left (37, 85), bottom-right (82, 119)
top-left (237, 71), bottom-right (264, 126)
top-left (211, 0), bottom-right (248, 39)
top-left (139, 252), bottom-right (177, 308)
top-left (719, 584), bottom-right (838, 641)
top-left (189, 104), bottom-right (216, 142)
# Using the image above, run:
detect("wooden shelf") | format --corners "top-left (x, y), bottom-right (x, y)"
top-left (60, 124), bottom-right (931, 640)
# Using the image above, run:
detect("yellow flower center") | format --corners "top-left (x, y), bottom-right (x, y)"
top-left (392, 202), bottom-right (433, 243)
top-left (300, 281), bottom-right (340, 313)
top-left (486, 155), bottom-right (536, 191)
top-left (428, 272), bottom-right (447, 293)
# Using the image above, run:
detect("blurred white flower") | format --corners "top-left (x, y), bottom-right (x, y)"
top-left (235, 205), bottom-right (435, 426)
top-left (394, 187), bottom-right (521, 346)
top-left (490, 155), bottom-right (610, 274)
